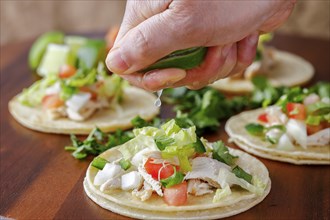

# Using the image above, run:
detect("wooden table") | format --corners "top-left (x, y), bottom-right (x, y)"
top-left (1, 33), bottom-right (329, 220)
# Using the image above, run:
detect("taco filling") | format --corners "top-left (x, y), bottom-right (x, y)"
top-left (84, 119), bottom-right (270, 219)
top-left (225, 83), bottom-right (330, 164)
top-left (17, 62), bottom-right (124, 121)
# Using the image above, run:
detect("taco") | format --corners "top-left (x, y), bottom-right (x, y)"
top-left (8, 63), bottom-right (159, 134)
top-left (211, 34), bottom-right (314, 94)
top-left (225, 84), bottom-right (330, 164)
top-left (84, 119), bottom-right (271, 219)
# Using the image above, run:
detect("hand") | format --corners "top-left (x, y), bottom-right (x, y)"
top-left (106, 0), bottom-right (296, 91)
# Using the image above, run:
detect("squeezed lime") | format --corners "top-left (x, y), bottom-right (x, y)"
top-left (141, 47), bottom-right (207, 72)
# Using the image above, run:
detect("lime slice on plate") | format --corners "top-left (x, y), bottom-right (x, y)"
top-left (141, 47), bottom-right (207, 73)
top-left (28, 31), bottom-right (64, 70)
top-left (37, 44), bottom-right (75, 77)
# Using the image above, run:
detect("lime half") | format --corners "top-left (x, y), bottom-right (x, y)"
top-left (28, 31), bottom-right (64, 70)
top-left (37, 44), bottom-right (75, 77)
top-left (141, 47), bottom-right (207, 73)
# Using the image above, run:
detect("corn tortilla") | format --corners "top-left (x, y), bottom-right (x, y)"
top-left (225, 108), bottom-right (330, 165)
top-left (83, 145), bottom-right (271, 219)
top-left (211, 50), bottom-right (314, 94)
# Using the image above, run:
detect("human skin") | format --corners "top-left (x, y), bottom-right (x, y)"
top-left (106, 0), bottom-right (296, 91)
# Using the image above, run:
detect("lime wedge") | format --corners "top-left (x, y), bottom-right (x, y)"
top-left (37, 44), bottom-right (75, 77)
top-left (28, 31), bottom-right (64, 70)
top-left (77, 39), bottom-right (106, 69)
top-left (141, 47), bottom-right (207, 73)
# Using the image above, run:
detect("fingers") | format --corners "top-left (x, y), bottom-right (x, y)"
top-left (229, 32), bottom-right (259, 75)
top-left (106, 2), bottom-right (207, 76)
top-left (119, 31), bottom-right (259, 91)
top-left (120, 69), bottom-right (186, 92)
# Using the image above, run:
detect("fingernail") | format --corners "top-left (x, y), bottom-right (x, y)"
top-left (106, 48), bottom-right (129, 74)
top-left (248, 32), bottom-right (259, 45)
top-left (222, 44), bottom-right (232, 57)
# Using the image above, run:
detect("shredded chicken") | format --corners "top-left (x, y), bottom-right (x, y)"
top-left (46, 106), bottom-right (67, 120)
top-left (100, 177), bottom-right (121, 192)
top-left (187, 179), bottom-right (213, 196)
top-left (307, 128), bottom-right (330, 146)
top-left (132, 181), bottom-right (153, 201)
top-left (138, 162), bottom-right (163, 197)
top-left (66, 100), bottom-right (97, 121)
top-left (185, 157), bottom-right (230, 188)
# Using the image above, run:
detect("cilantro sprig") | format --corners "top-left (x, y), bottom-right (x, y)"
top-left (65, 116), bottom-right (160, 159)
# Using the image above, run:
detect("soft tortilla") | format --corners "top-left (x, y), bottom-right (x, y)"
top-left (211, 50), bottom-right (314, 94)
top-left (225, 108), bottom-right (330, 165)
top-left (8, 87), bottom-right (159, 134)
top-left (84, 146), bottom-right (271, 219)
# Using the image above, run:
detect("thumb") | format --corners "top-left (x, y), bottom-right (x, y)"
top-left (106, 12), bottom-right (200, 75)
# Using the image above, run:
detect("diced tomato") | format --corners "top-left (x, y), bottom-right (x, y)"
top-left (258, 113), bottom-right (269, 123)
top-left (163, 181), bottom-right (188, 206)
top-left (80, 87), bottom-right (97, 100)
top-left (144, 158), bottom-right (177, 180)
top-left (59, 65), bottom-right (76, 79)
top-left (286, 103), bottom-right (306, 120)
top-left (42, 94), bottom-right (64, 109)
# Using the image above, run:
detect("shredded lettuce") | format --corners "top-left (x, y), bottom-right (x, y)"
top-left (18, 74), bottom-right (57, 106)
top-left (162, 145), bottom-right (195, 172)
top-left (213, 185), bottom-right (232, 203)
top-left (66, 67), bottom-right (97, 87)
top-left (117, 134), bottom-right (158, 160)
top-left (218, 168), bottom-right (265, 196)
top-left (134, 119), bottom-right (198, 172)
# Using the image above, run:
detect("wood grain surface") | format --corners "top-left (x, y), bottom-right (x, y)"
top-left (0, 33), bottom-right (329, 220)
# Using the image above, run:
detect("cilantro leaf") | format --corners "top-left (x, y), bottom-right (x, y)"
top-left (212, 141), bottom-right (237, 166)
top-left (232, 165), bottom-right (252, 184)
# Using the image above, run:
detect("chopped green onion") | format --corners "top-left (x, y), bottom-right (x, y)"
top-left (119, 158), bottom-right (131, 170)
top-left (232, 166), bottom-right (252, 184)
top-left (91, 157), bottom-right (109, 170)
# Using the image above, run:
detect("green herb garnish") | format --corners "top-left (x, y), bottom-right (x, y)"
top-left (212, 141), bottom-right (237, 166)
top-left (232, 165), bottom-right (252, 184)
top-left (119, 158), bottom-right (131, 170)
top-left (160, 167), bottom-right (184, 188)
top-left (91, 157), bottom-right (108, 170)
top-left (245, 123), bottom-right (265, 136)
